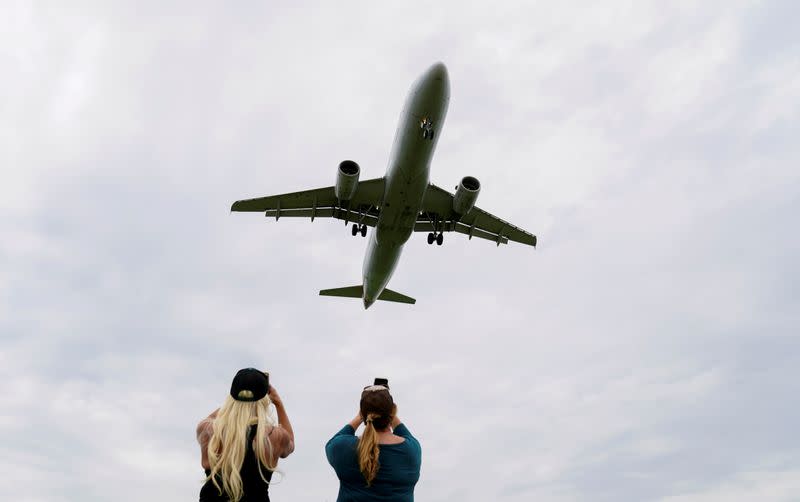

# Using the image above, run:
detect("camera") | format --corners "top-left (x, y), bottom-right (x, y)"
top-left (374, 377), bottom-right (389, 388)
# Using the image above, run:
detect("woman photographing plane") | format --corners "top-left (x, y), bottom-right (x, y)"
top-left (196, 368), bottom-right (295, 501)
top-left (325, 381), bottom-right (421, 501)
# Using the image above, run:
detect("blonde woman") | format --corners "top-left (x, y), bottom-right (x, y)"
top-left (325, 384), bottom-right (421, 501)
top-left (196, 368), bottom-right (295, 502)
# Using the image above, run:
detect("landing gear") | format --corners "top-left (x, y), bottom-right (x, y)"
top-left (352, 223), bottom-right (367, 237)
top-left (352, 224), bottom-right (358, 236)
top-left (424, 211), bottom-right (445, 246)
top-left (420, 117), bottom-right (434, 140)
top-left (360, 224), bottom-right (367, 237)
top-left (427, 232), bottom-right (444, 246)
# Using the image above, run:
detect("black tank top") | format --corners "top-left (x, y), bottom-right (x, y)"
top-left (199, 425), bottom-right (273, 502)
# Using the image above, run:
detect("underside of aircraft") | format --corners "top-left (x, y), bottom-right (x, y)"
top-left (232, 62), bottom-right (536, 308)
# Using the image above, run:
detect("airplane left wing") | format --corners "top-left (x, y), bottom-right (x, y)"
top-left (231, 178), bottom-right (386, 227)
top-left (417, 183), bottom-right (537, 247)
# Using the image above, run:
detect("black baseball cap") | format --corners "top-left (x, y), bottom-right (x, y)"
top-left (230, 368), bottom-right (270, 402)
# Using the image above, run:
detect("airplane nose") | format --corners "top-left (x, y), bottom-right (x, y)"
top-left (428, 61), bottom-right (448, 82)
top-left (363, 297), bottom-right (375, 310)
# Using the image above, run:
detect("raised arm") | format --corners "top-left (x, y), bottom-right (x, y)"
top-left (348, 411), bottom-right (363, 431)
top-left (325, 411), bottom-right (361, 468)
top-left (391, 411), bottom-right (419, 446)
top-left (266, 386), bottom-right (295, 461)
top-left (196, 408), bottom-right (219, 470)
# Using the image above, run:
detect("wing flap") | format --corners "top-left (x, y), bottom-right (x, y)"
top-left (263, 208), bottom-right (379, 227)
top-left (414, 221), bottom-right (509, 245)
top-left (232, 186), bottom-right (336, 212)
top-left (464, 208), bottom-right (536, 246)
top-left (232, 178), bottom-right (385, 213)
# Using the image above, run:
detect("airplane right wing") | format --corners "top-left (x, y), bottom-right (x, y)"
top-left (417, 183), bottom-right (537, 247)
top-left (231, 178), bottom-right (386, 227)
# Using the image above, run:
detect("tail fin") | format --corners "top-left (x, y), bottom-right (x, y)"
top-left (319, 285), bottom-right (416, 305)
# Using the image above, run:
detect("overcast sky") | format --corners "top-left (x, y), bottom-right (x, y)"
top-left (1, 1), bottom-right (798, 501)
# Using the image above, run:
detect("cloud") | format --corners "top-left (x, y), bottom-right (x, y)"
top-left (1, 1), bottom-right (797, 500)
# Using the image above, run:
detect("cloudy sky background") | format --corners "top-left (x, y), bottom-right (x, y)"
top-left (1, 1), bottom-right (798, 500)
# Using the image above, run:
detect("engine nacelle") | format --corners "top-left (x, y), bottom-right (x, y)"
top-left (452, 176), bottom-right (481, 216)
top-left (335, 160), bottom-right (360, 201)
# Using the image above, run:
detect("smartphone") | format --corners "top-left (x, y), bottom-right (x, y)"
top-left (374, 377), bottom-right (389, 388)
top-left (263, 371), bottom-right (270, 393)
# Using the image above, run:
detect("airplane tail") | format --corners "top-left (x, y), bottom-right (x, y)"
top-left (319, 285), bottom-right (416, 305)
top-left (319, 285), bottom-right (363, 299)
top-left (378, 288), bottom-right (416, 304)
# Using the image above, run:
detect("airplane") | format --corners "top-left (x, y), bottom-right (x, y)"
top-left (231, 62), bottom-right (537, 309)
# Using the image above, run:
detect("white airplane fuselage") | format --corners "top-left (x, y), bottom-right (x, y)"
top-left (362, 63), bottom-right (450, 308)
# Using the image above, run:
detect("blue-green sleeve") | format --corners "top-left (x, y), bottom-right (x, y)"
top-left (325, 424), bottom-right (356, 468)
top-left (394, 423), bottom-right (422, 457)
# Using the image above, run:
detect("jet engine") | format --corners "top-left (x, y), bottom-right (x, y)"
top-left (452, 176), bottom-right (480, 216)
top-left (335, 160), bottom-right (360, 202)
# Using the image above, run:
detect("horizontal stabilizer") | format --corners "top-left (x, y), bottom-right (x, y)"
top-left (378, 288), bottom-right (416, 304)
top-left (319, 285), bottom-right (416, 305)
top-left (319, 285), bottom-right (363, 298)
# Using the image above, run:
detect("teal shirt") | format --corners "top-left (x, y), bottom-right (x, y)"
top-left (325, 423), bottom-right (421, 501)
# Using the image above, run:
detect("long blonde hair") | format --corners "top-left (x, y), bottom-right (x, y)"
top-left (206, 395), bottom-right (276, 501)
top-left (357, 388), bottom-right (395, 486)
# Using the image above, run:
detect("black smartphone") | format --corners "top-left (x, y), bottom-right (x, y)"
top-left (263, 371), bottom-right (270, 393)
top-left (374, 377), bottom-right (389, 388)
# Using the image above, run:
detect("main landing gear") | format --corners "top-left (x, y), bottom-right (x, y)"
top-left (423, 211), bottom-right (444, 246)
top-left (351, 223), bottom-right (367, 237)
top-left (427, 232), bottom-right (443, 246)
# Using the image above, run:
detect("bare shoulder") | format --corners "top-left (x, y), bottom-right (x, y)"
top-left (267, 424), bottom-right (295, 458)
top-left (196, 417), bottom-right (214, 443)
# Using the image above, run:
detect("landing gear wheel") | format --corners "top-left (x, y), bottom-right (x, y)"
top-left (422, 130), bottom-right (428, 139)
top-left (427, 233), bottom-right (435, 245)
top-left (430, 130), bottom-right (435, 140)
top-left (360, 224), bottom-right (367, 237)
top-left (436, 233), bottom-right (444, 246)
top-left (351, 224), bottom-right (358, 236)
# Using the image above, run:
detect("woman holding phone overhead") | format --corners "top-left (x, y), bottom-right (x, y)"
top-left (196, 368), bottom-right (295, 502)
top-left (326, 380), bottom-right (422, 501)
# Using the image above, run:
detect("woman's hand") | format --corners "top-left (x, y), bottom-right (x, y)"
top-left (268, 385), bottom-right (283, 407)
top-left (348, 411), bottom-right (363, 430)
top-left (391, 406), bottom-right (401, 428)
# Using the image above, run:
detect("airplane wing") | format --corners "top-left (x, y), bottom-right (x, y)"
top-left (231, 178), bottom-right (386, 227)
top-left (416, 183), bottom-right (537, 247)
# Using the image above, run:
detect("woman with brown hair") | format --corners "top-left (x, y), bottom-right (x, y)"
top-left (196, 368), bottom-right (295, 501)
top-left (325, 383), bottom-right (421, 501)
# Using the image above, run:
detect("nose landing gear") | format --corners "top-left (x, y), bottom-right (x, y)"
top-left (420, 117), bottom-right (434, 140)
